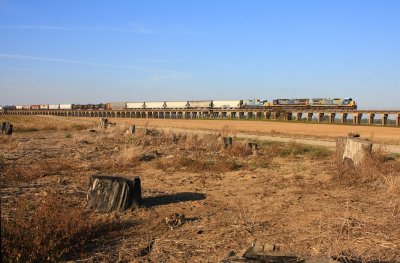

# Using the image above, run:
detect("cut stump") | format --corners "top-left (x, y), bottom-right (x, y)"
top-left (224, 137), bottom-right (233, 148)
top-left (339, 137), bottom-right (372, 166)
top-left (100, 118), bottom-right (108, 129)
top-left (1, 122), bottom-right (13, 135)
top-left (87, 175), bottom-right (142, 212)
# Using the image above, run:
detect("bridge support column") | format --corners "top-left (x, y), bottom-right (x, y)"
top-left (341, 113), bottom-right (348, 124)
top-left (396, 114), bottom-right (400, 127)
top-left (272, 112), bottom-right (280, 120)
top-left (285, 112), bottom-right (292, 121)
top-left (307, 113), bottom-right (313, 122)
top-left (353, 113), bottom-right (362, 125)
top-left (318, 113), bottom-right (324, 122)
top-left (368, 113), bottom-right (375, 125)
top-left (296, 112), bottom-right (302, 121)
top-left (329, 113), bottom-right (336, 123)
top-left (382, 114), bottom-right (388, 126)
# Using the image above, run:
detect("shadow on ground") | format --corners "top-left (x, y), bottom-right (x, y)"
top-left (143, 192), bottom-right (206, 208)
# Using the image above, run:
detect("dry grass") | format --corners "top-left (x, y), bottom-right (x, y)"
top-left (154, 155), bottom-right (242, 173)
top-left (0, 115), bottom-right (96, 132)
top-left (1, 195), bottom-right (95, 263)
top-left (333, 150), bottom-right (400, 191)
top-left (2, 116), bottom-right (399, 262)
top-left (2, 158), bottom-right (76, 183)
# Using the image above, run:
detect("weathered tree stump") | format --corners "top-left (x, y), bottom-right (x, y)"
top-left (339, 137), bottom-right (372, 166)
top-left (1, 122), bottom-right (13, 135)
top-left (87, 175), bottom-right (142, 212)
top-left (223, 137), bottom-right (233, 148)
top-left (247, 142), bottom-right (259, 151)
top-left (127, 125), bottom-right (135, 134)
top-left (100, 118), bottom-right (108, 129)
top-left (336, 136), bottom-right (347, 159)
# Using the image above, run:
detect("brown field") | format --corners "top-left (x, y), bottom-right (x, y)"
top-left (79, 117), bottom-right (400, 145)
top-left (1, 115), bottom-right (400, 262)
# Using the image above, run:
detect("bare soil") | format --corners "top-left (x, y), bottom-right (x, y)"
top-left (1, 116), bottom-right (399, 262)
top-left (76, 117), bottom-right (400, 145)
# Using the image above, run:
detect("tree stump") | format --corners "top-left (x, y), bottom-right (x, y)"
top-left (128, 125), bottom-right (135, 134)
top-left (87, 175), bottom-right (142, 212)
top-left (247, 142), bottom-right (259, 151)
top-left (100, 118), bottom-right (108, 129)
top-left (341, 137), bottom-right (372, 166)
top-left (224, 137), bottom-right (233, 148)
top-left (336, 136), bottom-right (347, 159)
top-left (1, 122), bottom-right (13, 135)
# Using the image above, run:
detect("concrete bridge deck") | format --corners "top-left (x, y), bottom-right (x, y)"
top-left (1, 108), bottom-right (400, 126)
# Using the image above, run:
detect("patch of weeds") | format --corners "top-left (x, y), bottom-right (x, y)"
top-left (156, 155), bottom-right (242, 173)
top-left (0, 153), bottom-right (4, 166)
top-left (70, 123), bottom-right (88, 131)
top-left (65, 133), bottom-right (72, 139)
top-left (1, 195), bottom-right (96, 263)
top-left (126, 136), bottom-right (136, 144)
top-left (278, 142), bottom-right (331, 159)
top-left (249, 158), bottom-right (271, 169)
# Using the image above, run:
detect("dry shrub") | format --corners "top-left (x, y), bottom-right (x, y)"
top-left (1, 195), bottom-right (94, 263)
top-left (333, 150), bottom-right (400, 190)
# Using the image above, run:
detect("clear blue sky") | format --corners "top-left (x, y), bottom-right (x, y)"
top-left (0, 0), bottom-right (399, 109)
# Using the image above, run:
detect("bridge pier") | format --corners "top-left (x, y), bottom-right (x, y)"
top-left (382, 114), bottom-right (388, 126)
top-left (341, 113), bottom-right (348, 123)
top-left (272, 112), bottom-right (280, 120)
top-left (368, 113), bottom-right (375, 125)
top-left (285, 112), bottom-right (292, 121)
top-left (307, 113), bottom-right (313, 122)
top-left (396, 114), bottom-right (400, 127)
top-left (353, 113), bottom-right (362, 125)
top-left (329, 113), bottom-right (336, 123)
top-left (296, 112), bottom-right (302, 121)
top-left (317, 113), bottom-right (324, 122)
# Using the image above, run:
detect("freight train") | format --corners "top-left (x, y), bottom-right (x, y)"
top-left (1, 98), bottom-right (357, 111)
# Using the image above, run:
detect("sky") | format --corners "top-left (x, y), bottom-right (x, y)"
top-left (0, 0), bottom-right (399, 109)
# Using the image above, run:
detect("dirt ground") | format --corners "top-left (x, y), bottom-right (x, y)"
top-left (1, 116), bottom-right (400, 262)
top-left (75, 117), bottom-right (400, 145)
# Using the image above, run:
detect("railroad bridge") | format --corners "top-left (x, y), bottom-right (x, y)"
top-left (1, 109), bottom-right (400, 126)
